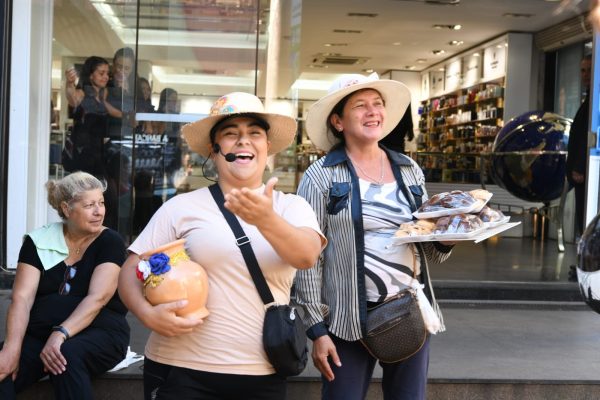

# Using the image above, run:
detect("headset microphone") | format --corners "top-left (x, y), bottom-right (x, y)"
top-left (213, 144), bottom-right (237, 162)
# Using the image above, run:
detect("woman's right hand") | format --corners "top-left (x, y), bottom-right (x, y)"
top-left (312, 335), bottom-right (341, 382)
top-left (143, 299), bottom-right (203, 337)
top-left (64, 68), bottom-right (78, 86)
top-left (0, 346), bottom-right (21, 381)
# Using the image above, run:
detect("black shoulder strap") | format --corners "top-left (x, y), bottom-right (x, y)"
top-left (208, 184), bottom-right (275, 305)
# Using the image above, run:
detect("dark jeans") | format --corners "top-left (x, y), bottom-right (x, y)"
top-left (0, 328), bottom-right (127, 400)
top-left (143, 358), bottom-right (287, 400)
top-left (322, 334), bottom-right (430, 400)
top-left (574, 182), bottom-right (586, 236)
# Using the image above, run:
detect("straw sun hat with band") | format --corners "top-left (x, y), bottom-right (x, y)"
top-left (305, 73), bottom-right (412, 152)
top-left (182, 92), bottom-right (298, 158)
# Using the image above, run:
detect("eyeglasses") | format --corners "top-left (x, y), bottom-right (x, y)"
top-left (59, 265), bottom-right (77, 295)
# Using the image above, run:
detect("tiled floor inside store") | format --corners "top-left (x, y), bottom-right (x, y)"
top-left (429, 236), bottom-right (578, 283)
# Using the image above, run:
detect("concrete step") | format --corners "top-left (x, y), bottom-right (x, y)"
top-left (434, 280), bottom-right (582, 302)
top-left (17, 373), bottom-right (600, 400)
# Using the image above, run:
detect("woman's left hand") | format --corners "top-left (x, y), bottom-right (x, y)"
top-left (224, 177), bottom-right (278, 227)
top-left (40, 331), bottom-right (68, 375)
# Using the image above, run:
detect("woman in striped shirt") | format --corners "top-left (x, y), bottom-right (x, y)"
top-left (294, 73), bottom-right (454, 400)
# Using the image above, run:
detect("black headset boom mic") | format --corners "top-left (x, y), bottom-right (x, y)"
top-left (212, 144), bottom-right (237, 162)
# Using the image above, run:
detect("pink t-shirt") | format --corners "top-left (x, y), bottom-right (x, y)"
top-left (129, 185), bottom-right (324, 375)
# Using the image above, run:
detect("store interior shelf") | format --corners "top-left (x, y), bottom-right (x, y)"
top-left (417, 78), bottom-right (505, 183)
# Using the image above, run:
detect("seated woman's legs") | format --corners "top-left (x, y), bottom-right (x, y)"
top-left (0, 335), bottom-right (47, 400)
top-left (49, 326), bottom-right (127, 400)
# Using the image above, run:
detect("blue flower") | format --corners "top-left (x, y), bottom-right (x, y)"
top-left (148, 253), bottom-right (171, 275)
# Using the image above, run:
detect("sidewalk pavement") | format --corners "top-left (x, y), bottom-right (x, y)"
top-left (1, 290), bottom-right (600, 383)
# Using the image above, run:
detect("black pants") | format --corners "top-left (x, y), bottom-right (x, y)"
top-left (574, 182), bottom-right (586, 236)
top-left (143, 358), bottom-right (287, 400)
top-left (0, 327), bottom-right (127, 400)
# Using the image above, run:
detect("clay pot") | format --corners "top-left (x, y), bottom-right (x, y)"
top-left (141, 239), bottom-right (209, 319)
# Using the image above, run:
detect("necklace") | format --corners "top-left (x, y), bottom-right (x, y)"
top-left (349, 150), bottom-right (385, 185)
top-left (66, 239), bottom-right (81, 255)
top-left (65, 233), bottom-right (84, 256)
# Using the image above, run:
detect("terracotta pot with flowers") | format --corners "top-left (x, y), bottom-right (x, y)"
top-left (136, 239), bottom-right (209, 319)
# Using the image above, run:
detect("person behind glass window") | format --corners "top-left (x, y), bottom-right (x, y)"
top-left (380, 104), bottom-right (415, 154)
top-left (566, 54), bottom-right (592, 237)
top-left (118, 92), bottom-right (326, 400)
top-left (294, 73), bottom-right (455, 400)
top-left (64, 56), bottom-right (121, 177)
top-left (106, 47), bottom-right (136, 141)
top-left (155, 88), bottom-right (182, 186)
top-left (132, 169), bottom-right (163, 235)
top-left (137, 77), bottom-right (155, 132)
top-left (0, 172), bottom-right (129, 400)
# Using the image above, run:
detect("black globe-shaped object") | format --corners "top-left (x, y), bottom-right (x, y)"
top-left (489, 111), bottom-right (570, 202)
top-left (576, 213), bottom-right (600, 314)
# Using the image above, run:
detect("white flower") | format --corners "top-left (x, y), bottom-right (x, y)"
top-left (137, 260), bottom-right (151, 280)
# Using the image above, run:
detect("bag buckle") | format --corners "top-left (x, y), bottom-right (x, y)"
top-left (236, 235), bottom-right (251, 246)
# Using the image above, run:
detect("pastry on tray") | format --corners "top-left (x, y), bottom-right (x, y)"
top-left (434, 214), bottom-right (484, 235)
top-left (478, 205), bottom-right (506, 223)
top-left (394, 219), bottom-right (436, 237)
top-left (417, 190), bottom-right (478, 213)
top-left (469, 189), bottom-right (492, 203)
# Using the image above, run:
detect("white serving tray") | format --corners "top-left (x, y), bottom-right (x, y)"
top-left (388, 221), bottom-right (521, 246)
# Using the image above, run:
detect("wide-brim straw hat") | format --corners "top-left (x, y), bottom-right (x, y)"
top-left (182, 92), bottom-right (297, 157)
top-left (306, 73), bottom-right (411, 152)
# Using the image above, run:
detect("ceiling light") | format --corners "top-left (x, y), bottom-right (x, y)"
top-left (448, 40), bottom-right (464, 46)
top-left (363, 68), bottom-right (374, 73)
top-left (503, 12), bottom-right (534, 18)
top-left (404, 65), bottom-right (416, 70)
top-left (152, 66), bottom-right (254, 87)
top-left (416, 58), bottom-right (427, 63)
top-left (109, 27), bottom-right (267, 49)
top-left (433, 24), bottom-right (462, 30)
top-left (391, 0), bottom-right (460, 3)
top-left (292, 79), bottom-right (332, 91)
top-left (333, 29), bottom-right (362, 34)
top-left (393, 42), bottom-right (402, 46)
top-left (432, 49), bottom-right (445, 55)
top-left (347, 12), bottom-right (378, 17)
top-left (324, 43), bottom-right (348, 47)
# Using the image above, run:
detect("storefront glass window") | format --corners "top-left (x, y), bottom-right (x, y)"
top-left (51, 0), bottom-right (270, 242)
top-left (554, 42), bottom-right (590, 119)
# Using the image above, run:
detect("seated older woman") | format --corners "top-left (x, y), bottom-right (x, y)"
top-left (0, 171), bottom-right (129, 400)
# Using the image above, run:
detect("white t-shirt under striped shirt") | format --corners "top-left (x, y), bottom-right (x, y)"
top-left (358, 178), bottom-right (421, 302)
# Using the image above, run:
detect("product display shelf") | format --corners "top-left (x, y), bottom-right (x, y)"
top-left (271, 146), bottom-right (298, 193)
top-left (414, 151), bottom-right (493, 185)
top-left (417, 79), bottom-right (505, 183)
top-left (49, 129), bottom-right (66, 179)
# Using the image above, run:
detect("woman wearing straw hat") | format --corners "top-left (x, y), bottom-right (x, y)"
top-left (118, 92), bottom-right (326, 400)
top-left (294, 74), bottom-right (454, 400)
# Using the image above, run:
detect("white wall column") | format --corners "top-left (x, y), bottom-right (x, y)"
top-left (7, 0), bottom-right (53, 268)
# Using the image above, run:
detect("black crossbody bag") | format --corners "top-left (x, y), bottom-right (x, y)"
top-left (209, 184), bottom-right (308, 377)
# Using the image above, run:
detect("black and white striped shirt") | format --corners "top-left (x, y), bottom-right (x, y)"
top-left (294, 145), bottom-right (453, 341)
